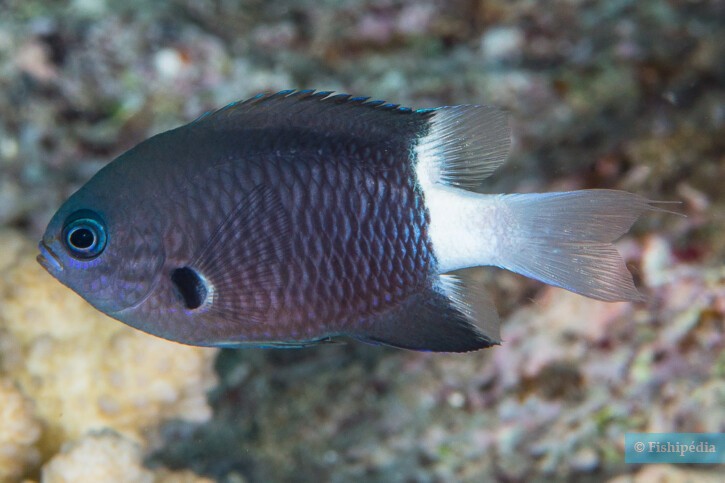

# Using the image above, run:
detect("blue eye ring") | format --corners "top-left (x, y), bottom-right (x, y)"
top-left (63, 215), bottom-right (107, 259)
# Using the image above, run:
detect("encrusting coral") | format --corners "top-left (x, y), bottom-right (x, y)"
top-left (42, 430), bottom-right (213, 483)
top-left (0, 229), bottom-right (219, 479)
top-left (0, 377), bottom-right (42, 481)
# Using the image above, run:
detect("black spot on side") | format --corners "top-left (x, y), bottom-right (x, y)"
top-left (171, 267), bottom-right (207, 310)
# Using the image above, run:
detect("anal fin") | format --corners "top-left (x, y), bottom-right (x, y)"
top-left (357, 272), bottom-right (500, 352)
top-left (437, 270), bottom-right (500, 343)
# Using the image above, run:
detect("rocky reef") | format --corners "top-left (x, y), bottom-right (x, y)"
top-left (0, 230), bottom-right (218, 481)
top-left (1, 0), bottom-right (723, 481)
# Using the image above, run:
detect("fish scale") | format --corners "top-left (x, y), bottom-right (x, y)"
top-left (273, 144), bottom-right (431, 338)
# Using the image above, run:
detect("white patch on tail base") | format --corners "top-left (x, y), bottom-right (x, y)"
top-left (414, 105), bottom-right (512, 273)
top-left (415, 105), bottom-right (660, 302)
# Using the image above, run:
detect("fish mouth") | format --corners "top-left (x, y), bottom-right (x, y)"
top-left (37, 241), bottom-right (64, 274)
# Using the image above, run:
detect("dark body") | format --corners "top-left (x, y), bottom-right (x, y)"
top-left (38, 90), bottom-right (656, 352)
top-left (39, 92), bottom-right (497, 351)
top-left (108, 94), bottom-right (437, 346)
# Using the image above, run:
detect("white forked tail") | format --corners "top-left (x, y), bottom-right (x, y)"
top-left (414, 105), bottom-right (666, 302)
top-left (489, 190), bottom-right (658, 301)
top-left (425, 188), bottom-right (659, 302)
top-left (409, 103), bottom-right (670, 350)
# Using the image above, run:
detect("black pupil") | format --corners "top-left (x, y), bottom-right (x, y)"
top-left (70, 227), bottom-right (95, 249)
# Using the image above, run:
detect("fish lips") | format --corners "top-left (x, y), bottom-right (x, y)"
top-left (37, 240), bottom-right (64, 275)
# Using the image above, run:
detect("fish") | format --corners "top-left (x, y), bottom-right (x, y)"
top-left (37, 89), bottom-right (663, 352)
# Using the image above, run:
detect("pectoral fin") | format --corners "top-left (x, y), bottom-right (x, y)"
top-left (184, 184), bottom-right (292, 325)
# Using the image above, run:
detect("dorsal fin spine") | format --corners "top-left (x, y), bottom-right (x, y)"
top-left (195, 89), bottom-right (428, 129)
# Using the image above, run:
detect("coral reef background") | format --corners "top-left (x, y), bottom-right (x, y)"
top-left (1, 0), bottom-right (723, 481)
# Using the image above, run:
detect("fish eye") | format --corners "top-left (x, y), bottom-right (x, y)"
top-left (62, 212), bottom-right (107, 259)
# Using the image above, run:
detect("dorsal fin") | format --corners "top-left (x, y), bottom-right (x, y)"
top-left (192, 89), bottom-right (432, 141)
top-left (415, 105), bottom-right (511, 191)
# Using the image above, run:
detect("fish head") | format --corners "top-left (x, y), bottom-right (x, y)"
top-left (38, 153), bottom-right (166, 317)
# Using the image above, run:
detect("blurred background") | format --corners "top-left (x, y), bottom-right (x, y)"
top-left (0, 0), bottom-right (723, 481)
